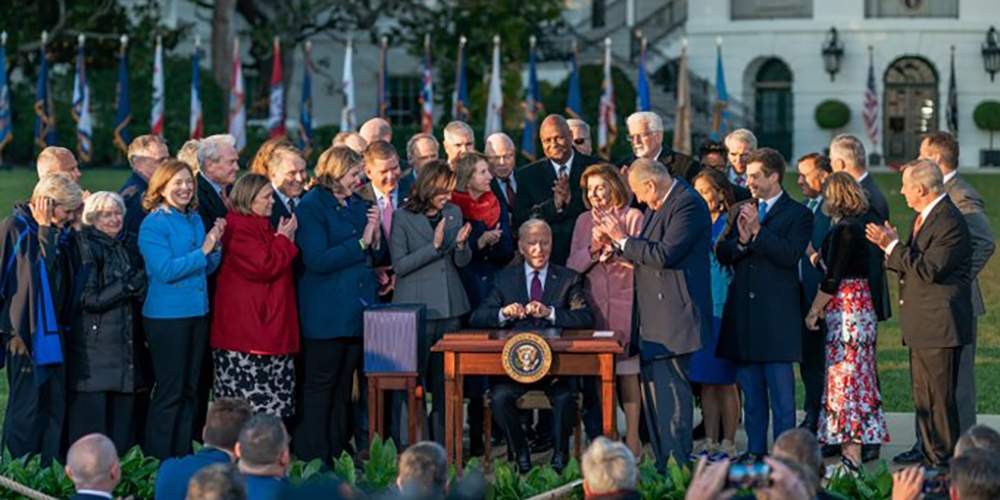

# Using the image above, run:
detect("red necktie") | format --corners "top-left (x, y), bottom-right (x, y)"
top-left (504, 179), bottom-right (515, 206)
top-left (913, 213), bottom-right (924, 237)
top-left (220, 188), bottom-right (230, 209)
top-left (530, 271), bottom-right (543, 303)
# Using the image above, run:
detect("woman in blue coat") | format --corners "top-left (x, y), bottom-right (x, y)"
top-left (294, 146), bottom-right (382, 463)
top-left (138, 160), bottom-right (224, 459)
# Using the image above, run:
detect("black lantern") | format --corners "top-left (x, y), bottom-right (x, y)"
top-left (984, 26), bottom-right (1000, 82)
top-left (822, 27), bottom-right (844, 82)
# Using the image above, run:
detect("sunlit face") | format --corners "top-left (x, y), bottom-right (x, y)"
top-left (694, 178), bottom-right (725, 215)
top-left (900, 168), bottom-right (923, 211)
top-left (272, 153), bottom-right (308, 198)
top-left (251, 184), bottom-right (275, 218)
top-left (519, 224), bottom-right (553, 270)
top-left (725, 138), bottom-right (752, 175)
top-left (627, 120), bottom-right (663, 160)
top-left (467, 160), bottom-right (493, 196)
top-left (49, 202), bottom-right (82, 228)
top-left (444, 130), bottom-right (475, 162)
top-left (540, 121), bottom-right (572, 164)
top-left (134, 142), bottom-right (170, 180)
top-left (587, 175), bottom-right (613, 211)
top-left (746, 161), bottom-right (780, 200)
top-left (94, 204), bottom-right (124, 237)
top-left (164, 168), bottom-right (196, 211)
top-left (570, 125), bottom-right (593, 155)
top-left (796, 160), bottom-right (825, 199)
top-left (365, 156), bottom-right (401, 194)
top-left (431, 192), bottom-right (452, 212)
top-left (338, 163), bottom-right (363, 196)
top-left (486, 140), bottom-right (516, 180)
top-left (204, 145), bottom-right (240, 186)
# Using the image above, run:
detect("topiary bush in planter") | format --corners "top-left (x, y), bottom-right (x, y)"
top-left (815, 100), bottom-right (852, 132)
top-left (974, 100), bottom-right (1000, 166)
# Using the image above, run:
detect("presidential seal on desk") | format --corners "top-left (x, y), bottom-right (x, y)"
top-left (502, 333), bottom-right (552, 383)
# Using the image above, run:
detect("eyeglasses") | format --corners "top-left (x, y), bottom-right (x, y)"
top-left (628, 131), bottom-right (655, 143)
top-left (573, 138), bottom-right (588, 145)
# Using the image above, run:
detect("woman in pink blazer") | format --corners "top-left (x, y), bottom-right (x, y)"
top-left (567, 163), bottom-right (643, 457)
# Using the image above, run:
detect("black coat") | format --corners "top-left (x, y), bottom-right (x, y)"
top-left (860, 174), bottom-right (892, 321)
top-left (119, 172), bottom-right (149, 236)
top-left (268, 190), bottom-right (295, 229)
top-left (512, 152), bottom-right (599, 265)
top-left (618, 147), bottom-right (702, 184)
top-left (468, 263), bottom-right (594, 330)
top-left (886, 197), bottom-right (972, 348)
top-left (800, 199), bottom-right (832, 306)
top-left (69, 227), bottom-right (149, 393)
top-left (195, 173), bottom-right (229, 233)
top-left (716, 193), bottom-right (813, 363)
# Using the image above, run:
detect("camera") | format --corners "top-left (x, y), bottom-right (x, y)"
top-left (727, 463), bottom-right (772, 490)
top-left (922, 469), bottom-right (950, 495)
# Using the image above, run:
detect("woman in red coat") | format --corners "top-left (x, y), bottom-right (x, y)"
top-left (211, 173), bottom-right (299, 416)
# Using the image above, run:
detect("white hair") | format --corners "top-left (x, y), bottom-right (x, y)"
top-left (485, 132), bottom-right (515, 152)
top-left (443, 121), bottom-right (475, 143)
top-left (581, 437), bottom-right (637, 494)
top-left (904, 158), bottom-right (945, 194)
top-left (82, 191), bottom-right (126, 226)
top-left (626, 112), bottom-right (663, 133)
top-left (567, 119), bottom-right (591, 135)
top-left (518, 218), bottom-right (552, 240)
top-left (725, 128), bottom-right (758, 150)
top-left (829, 134), bottom-right (867, 171)
top-left (197, 134), bottom-right (237, 166)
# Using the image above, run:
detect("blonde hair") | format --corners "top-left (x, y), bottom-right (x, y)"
top-left (822, 172), bottom-right (869, 219)
top-left (314, 146), bottom-right (362, 197)
top-left (143, 160), bottom-right (198, 212)
top-left (82, 192), bottom-right (126, 226)
top-left (581, 437), bottom-right (636, 494)
top-left (32, 173), bottom-right (84, 209)
top-left (178, 140), bottom-right (202, 173)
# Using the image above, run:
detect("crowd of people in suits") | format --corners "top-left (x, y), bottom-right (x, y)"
top-left (1, 103), bottom-right (997, 490)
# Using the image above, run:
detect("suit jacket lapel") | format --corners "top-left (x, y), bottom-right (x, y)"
top-left (913, 199), bottom-right (947, 246)
top-left (197, 173), bottom-right (224, 215)
top-left (761, 191), bottom-right (789, 225)
top-left (514, 267), bottom-right (531, 305)
top-left (541, 267), bottom-right (561, 305)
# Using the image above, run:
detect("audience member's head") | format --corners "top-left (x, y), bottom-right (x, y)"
top-left (143, 159), bottom-right (198, 213)
top-left (900, 158), bottom-right (945, 213)
top-left (82, 191), bottom-right (126, 237)
top-left (771, 456), bottom-right (820, 499)
top-left (31, 173), bottom-right (84, 228)
top-left (580, 163), bottom-right (629, 212)
top-left (332, 131), bottom-right (367, 155)
top-left (745, 148), bottom-right (785, 201)
top-left (829, 134), bottom-right (868, 177)
top-left (228, 173), bottom-right (274, 218)
top-left (484, 133), bottom-right (516, 181)
top-left (567, 118), bottom-right (593, 156)
top-left (724, 129), bottom-right (757, 176)
top-left (198, 134), bottom-right (240, 187)
top-left (250, 138), bottom-right (307, 199)
top-left (407, 133), bottom-right (440, 176)
top-left (186, 463), bottom-right (246, 500)
top-left (37, 146), bottom-right (81, 183)
top-left (626, 112), bottom-right (664, 161)
top-left (539, 115), bottom-right (573, 165)
top-left (397, 441), bottom-right (449, 499)
top-left (627, 158), bottom-right (672, 209)
top-left (235, 414), bottom-right (290, 478)
top-left (796, 152), bottom-right (832, 200)
top-left (699, 140), bottom-right (728, 171)
top-left (693, 164), bottom-right (735, 217)
top-left (519, 219), bottom-right (553, 271)
top-left (772, 428), bottom-right (824, 486)
top-left (581, 437), bottom-right (636, 497)
top-left (65, 434), bottom-right (120, 493)
top-left (315, 146), bottom-right (364, 198)
top-left (921, 131), bottom-right (960, 175)
top-left (950, 448), bottom-right (1000, 500)
top-left (360, 117), bottom-right (392, 145)
top-left (454, 152), bottom-right (492, 196)
top-left (443, 121), bottom-right (476, 163)
top-left (202, 398), bottom-right (253, 456)
top-left (128, 135), bottom-right (170, 181)
top-left (404, 160), bottom-right (456, 215)
top-left (956, 425), bottom-right (1000, 457)
top-left (364, 140), bottom-right (402, 196)
top-left (178, 140), bottom-right (202, 173)
top-left (821, 171), bottom-right (869, 220)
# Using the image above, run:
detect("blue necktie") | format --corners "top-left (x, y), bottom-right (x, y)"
top-left (758, 201), bottom-right (768, 223)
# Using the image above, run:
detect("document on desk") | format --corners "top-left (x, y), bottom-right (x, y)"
top-left (593, 331), bottom-right (615, 337)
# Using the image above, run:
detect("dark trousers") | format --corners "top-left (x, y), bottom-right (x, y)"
top-left (911, 347), bottom-right (961, 467)
top-left (800, 322), bottom-right (827, 422)
top-left (2, 353), bottom-right (65, 464)
top-left (956, 317), bottom-right (977, 434)
top-left (294, 337), bottom-right (361, 463)
top-left (491, 377), bottom-right (578, 456)
top-left (424, 317), bottom-right (461, 444)
top-left (581, 377), bottom-right (604, 440)
top-left (738, 362), bottom-right (795, 455)
top-left (190, 336), bottom-right (213, 446)
top-left (143, 316), bottom-right (208, 459)
top-left (67, 391), bottom-right (138, 454)
top-left (641, 355), bottom-right (693, 471)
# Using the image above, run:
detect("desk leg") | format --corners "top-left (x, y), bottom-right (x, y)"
top-left (455, 374), bottom-right (465, 474)
top-left (444, 352), bottom-right (456, 465)
top-left (407, 377), bottom-right (416, 448)
top-left (368, 377), bottom-right (377, 449)
top-left (599, 353), bottom-right (616, 437)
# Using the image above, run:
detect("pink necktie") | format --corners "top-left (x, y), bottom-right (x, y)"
top-left (381, 196), bottom-right (394, 235)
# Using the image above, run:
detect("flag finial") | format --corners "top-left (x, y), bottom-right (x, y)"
top-left (604, 37), bottom-right (611, 48)
top-left (460, 35), bottom-right (467, 47)
top-left (120, 34), bottom-right (128, 46)
top-left (41, 31), bottom-right (48, 44)
top-left (381, 36), bottom-right (388, 49)
top-left (494, 34), bottom-right (500, 46)
top-left (156, 35), bottom-right (162, 47)
top-left (305, 40), bottom-right (312, 51)
top-left (346, 38), bottom-right (352, 50)
top-left (424, 34), bottom-right (430, 49)
top-left (195, 35), bottom-right (200, 48)
top-left (529, 35), bottom-right (536, 48)
top-left (682, 38), bottom-right (688, 49)
top-left (1, 31), bottom-right (6, 46)
top-left (716, 36), bottom-right (723, 47)
top-left (78, 34), bottom-right (85, 48)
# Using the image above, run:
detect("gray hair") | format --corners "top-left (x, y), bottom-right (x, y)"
top-left (127, 135), bottom-right (168, 165)
top-left (567, 119), bottom-right (591, 136)
top-left (36, 146), bottom-right (76, 179)
top-left (725, 128), bottom-right (758, 150)
top-left (829, 134), bottom-right (867, 171)
top-left (82, 191), bottom-right (126, 226)
top-left (178, 140), bottom-right (202, 173)
top-left (443, 121), bottom-right (475, 143)
top-left (518, 218), bottom-right (553, 240)
top-left (903, 158), bottom-right (945, 194)
top-left (66, 434), bottom-right (118, 488)
top-left (407, 133), bottom-right (440, 161)
top-left (237, 414), bottom-right (288, 468)
top-left (626, 112), bottom-right (663, 133)
top-left (186, 463), bottom-right (246, 500)
top-left (581, 437), bottom-right (636, 494)
top-left (628, 157), bottom-right (671, 185)
top-left (397, 441), bottom-right (449, 497)
top-left (198, 134), bottom-right (237, 167)
top-left (32, 173), bottom-right (84, 209)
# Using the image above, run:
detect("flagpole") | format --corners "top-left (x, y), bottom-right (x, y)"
top-left (191, 35), bottom-right (203, 139)
top-left (421, 34), bottom-right (434, 133)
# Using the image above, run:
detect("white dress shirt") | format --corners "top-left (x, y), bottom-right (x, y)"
top-left (885, 193), bottom-right (948, 256)
top-left (498, 263), bottom-right (557, 324)
top-left (271, 183), bottom-right (300, 214)
top-left (550, 151), bottom-right (575, 178)
top-left (372, 184), bottom-right (398, 211)
top-left (943, 170), bottom-right (957, 185)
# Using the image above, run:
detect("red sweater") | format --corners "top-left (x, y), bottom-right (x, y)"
top-left (211, 212), bottom-right (300, 354)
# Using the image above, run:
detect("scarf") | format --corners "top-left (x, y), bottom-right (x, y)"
top-left (451, 191), bottom-right (501, 228)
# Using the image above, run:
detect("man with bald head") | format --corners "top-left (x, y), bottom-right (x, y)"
top-left (359, 117), bottom-right (392, 145)
top-left (405, 133), bottom-right (439, 181)
top-left (512, 114), bottom-right (597, 265)
top-left (332, 131), bottom-right (367, 155)
top-left (37, 146), bottom-right (82, 183)
top-left (66, 434), bottom-right (121, 500)
top-left (485, 132), bottom-right (518, 212)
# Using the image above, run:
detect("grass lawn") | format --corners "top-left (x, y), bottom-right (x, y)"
top-left (0, 167), bottom-right (998, 422)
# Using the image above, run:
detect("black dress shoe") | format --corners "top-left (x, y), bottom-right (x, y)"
top-left (894, 446), bottom-right (923, 464)
top-left (821, 443), bottom-right (841, 459)
top-left (861, 444), bottom-right (880, 462)
top-left (529, 435), bottom-right (553, 454)
top-left (550, 451), bottom-right (568, 474)
top-left (516, 452), bottom-right (532, 474)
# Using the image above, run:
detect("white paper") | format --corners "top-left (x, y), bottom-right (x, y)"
top-left (593, 330), bottom-right (615, 337)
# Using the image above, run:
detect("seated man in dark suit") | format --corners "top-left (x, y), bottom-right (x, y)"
top-left (155, 398), bottom-right (253, 500)
top-left (469, 219), bottom-right (594, 474)
top-left (66, 434), bottom-right (121, 500)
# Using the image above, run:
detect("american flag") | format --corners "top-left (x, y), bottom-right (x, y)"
top-left (420, 35), bottom-right (433, 134)
top-left (863, 51), bottom-right (879, 145)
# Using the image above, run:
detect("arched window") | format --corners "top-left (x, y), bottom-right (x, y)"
top-left (884, 57), bottom-right (938, 165)
top-left (753, 59), bottom-right (793, 160)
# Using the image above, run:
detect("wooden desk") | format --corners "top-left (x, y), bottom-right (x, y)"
top-left (431, 329), bottom-right (624, 471)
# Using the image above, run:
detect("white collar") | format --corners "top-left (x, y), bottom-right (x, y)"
top-left (920, 193), bottom-right (948, 223)
top-left (549, 151), bottom-right (575, 175)
top-left (76, 490), bottom-right (113, 499)
top-left (856, 171), bottom-right (869, 183)
top-left (943, 170), bottom-right (957, 185)
top-left (648, 146), bottom-right (663, 161)
top-left (524, 262), bottom-right (549, 281)
top-left (652, 179), bottom-right (678, 210)
top-left (271, 183), bottom-right (297, 206)
top-left (758, 191), bottom-right (783, 211)
top-left (372, 184), bottom-right (396, 205)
